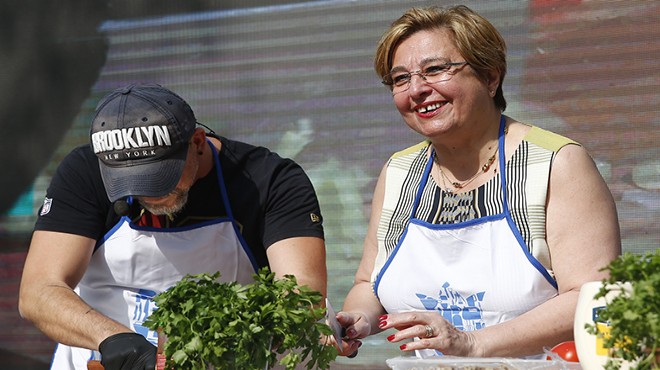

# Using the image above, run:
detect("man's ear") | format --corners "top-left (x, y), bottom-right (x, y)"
top-left (191, 127), bottom-right (207, 153)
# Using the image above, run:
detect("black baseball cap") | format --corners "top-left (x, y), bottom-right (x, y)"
top-left (90, 83), bottom-right (197, 202)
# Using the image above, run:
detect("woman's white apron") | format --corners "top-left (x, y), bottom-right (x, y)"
top-left (374, 117), bottom-right (557, 358)
top-left (51, 143), bottom-right (257, 369)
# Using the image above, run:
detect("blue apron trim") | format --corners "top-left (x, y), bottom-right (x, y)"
top-left (410, 151), bottom-right (436, 217)
top-left (208, 140), bottom-right (259, 272)
top-left (373, 223), bottom-right (411, 299)
top-left (50, 343), bottom-right (60, 369)
top-left (409, 213), bottom-right (506, 230)
top-left (95, 216), bottom-right (131, 251)
top-left (496, 119), bottom-right (557, 289)
top-left (505, 211), bottom-right (558, 289)
top-left (374, 148), bottom-right (436, 298)
top-left (497, 116), bottom-right (508, 212)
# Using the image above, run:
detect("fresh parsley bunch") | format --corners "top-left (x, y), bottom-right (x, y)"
top-left (585, 250), bottom-right (659, 370)
top-left (144, 268), bottom-right (338, 370)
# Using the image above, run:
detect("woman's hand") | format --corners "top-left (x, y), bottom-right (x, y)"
top-left (378, 311), bottom-right (480, 357)
top-left (333, 311), bottom-right (371, 357)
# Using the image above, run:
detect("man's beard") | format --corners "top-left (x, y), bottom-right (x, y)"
top-left (138, 188), bottom-right (189, 216)
top-left (139, 152), bottom-right (199, 216)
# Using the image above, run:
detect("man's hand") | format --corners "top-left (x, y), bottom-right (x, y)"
top-left (99, 332), bottom-right (157, 370)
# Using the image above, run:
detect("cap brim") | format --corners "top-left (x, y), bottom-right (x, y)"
top-left (99, 150), bottom-right (188, 202)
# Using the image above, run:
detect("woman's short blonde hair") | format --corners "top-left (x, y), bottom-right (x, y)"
top-left (375, 5), bottom-right (507, 111)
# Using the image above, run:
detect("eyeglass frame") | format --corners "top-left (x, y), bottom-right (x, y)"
top-left (381, 61), bottom-right (470, 93)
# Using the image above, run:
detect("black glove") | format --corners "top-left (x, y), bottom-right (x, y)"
top-left (99, 332), bottom-right (157, 370)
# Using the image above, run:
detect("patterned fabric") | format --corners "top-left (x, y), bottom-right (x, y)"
top-left (372, 124), bottom-right (577, 283)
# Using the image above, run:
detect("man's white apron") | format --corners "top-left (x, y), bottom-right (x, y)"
top-left (51, 143), bottom-right (257, 369)
top-left (374, 118), bottom-right (557, 358)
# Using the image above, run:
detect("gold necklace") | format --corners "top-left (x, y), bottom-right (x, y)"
top-left (435, 145), bottom-right (498, 191)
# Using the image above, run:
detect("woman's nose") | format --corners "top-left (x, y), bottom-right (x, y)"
top-left (407, 74), bottom-right (432, 96)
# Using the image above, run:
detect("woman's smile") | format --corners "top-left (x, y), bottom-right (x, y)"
top-left (414, 101), bottom-right (448, 118)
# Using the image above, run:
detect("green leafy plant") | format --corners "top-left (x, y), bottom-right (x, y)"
top-left (144, 268), bottom-right (338, 370)
top-left (585, 250), bottom-right (659, 370)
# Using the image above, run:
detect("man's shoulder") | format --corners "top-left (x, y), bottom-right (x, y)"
top-left (218, 136), bottom-right (297, 170)
top-left (53, 144), bottom-right (102, 179)
top-left (63, 144), bottom-right (98, 164)
top-left (219, 136), bottom-right (280, 159)
top-left (35, 144), bottom-right (109, 239)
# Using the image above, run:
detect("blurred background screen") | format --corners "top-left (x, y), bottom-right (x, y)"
top-left (1, 0), bottom-right (657, 368)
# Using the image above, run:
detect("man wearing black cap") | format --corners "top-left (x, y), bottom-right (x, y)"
top-left (18, 84), bottom-right (328, 370)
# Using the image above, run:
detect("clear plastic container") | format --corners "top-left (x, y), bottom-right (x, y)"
top-left (386, 356), bottom-right (583, 370)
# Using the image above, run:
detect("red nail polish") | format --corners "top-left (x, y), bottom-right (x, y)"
top-left (387, 334), bottom-right (395, 342)
top-left (378, 320), bottom-right (386, 328)
top-left (399, 344), bottom-right (407, 350)
top-left (378, 315), bottom-right (388, 321)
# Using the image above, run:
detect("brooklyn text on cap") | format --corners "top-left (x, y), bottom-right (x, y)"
top-left (90, 83), bottom-right (197, 202)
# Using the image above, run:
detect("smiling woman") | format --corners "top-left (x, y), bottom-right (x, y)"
top-left (336, 4), bottom-right (621, 361)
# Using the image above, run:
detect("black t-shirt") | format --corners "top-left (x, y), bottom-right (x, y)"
top-left (34, 134), bottom-right (324, 269)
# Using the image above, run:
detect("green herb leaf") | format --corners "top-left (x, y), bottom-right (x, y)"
top-left (584, 250), bottom-right (659, 370)
top-left (144, 268), bottom-right (338, 370)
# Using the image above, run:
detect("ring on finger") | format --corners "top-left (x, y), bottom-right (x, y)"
top-left (424, 324), bottom-right (434, 338)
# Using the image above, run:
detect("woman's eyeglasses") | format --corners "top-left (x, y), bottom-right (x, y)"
top-left (382, 62), bottom-right (469, 94)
